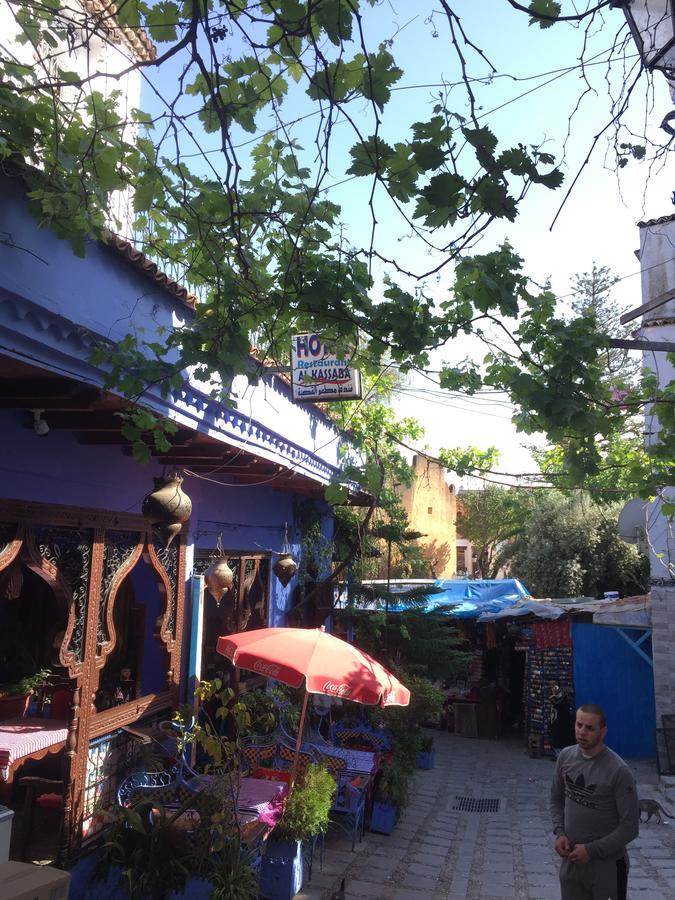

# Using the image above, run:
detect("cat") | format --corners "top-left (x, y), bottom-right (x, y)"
top-left (639, 798), bottom-right (673, 824)
top-left (328, 877), bottom-right (346, 900)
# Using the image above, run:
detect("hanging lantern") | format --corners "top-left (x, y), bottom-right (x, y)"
top-left (152, 521), bottom-right (184, 549)
top-left (142, 472), bottom-right (192, 548)
top-left (273, 553), bottom-right (298, 587)
top-left (273, 523), bottom-right (297, 587)
top-left (205, 533), bottom-right (234, 607)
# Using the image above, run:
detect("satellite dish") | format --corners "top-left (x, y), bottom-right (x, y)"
top-left (617, 498), bottom-right (646, 547)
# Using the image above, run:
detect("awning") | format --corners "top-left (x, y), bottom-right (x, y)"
top-left (390, 578), bottom-right (530, 618)
top-left (477, 594), bottom-right (652, 627)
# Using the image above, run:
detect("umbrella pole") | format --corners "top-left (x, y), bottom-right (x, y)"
top-left (290, 690), bottom-right (310, 789)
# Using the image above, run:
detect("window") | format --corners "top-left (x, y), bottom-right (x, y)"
top-left (194, 553), bottom-right (270, 688)
top-left (456, 546), bottom-right (467, 574)
top-left (427, 506), bottom-right (433, 515)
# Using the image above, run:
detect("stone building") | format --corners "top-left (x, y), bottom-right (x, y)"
top-left (397, 454), bottom-right (457, 578)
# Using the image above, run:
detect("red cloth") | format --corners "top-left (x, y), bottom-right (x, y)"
top-left (533, 620), bottom-right (571, 649)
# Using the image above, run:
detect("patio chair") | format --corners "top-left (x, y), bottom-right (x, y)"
top-left (329, 772), bottom-right (367, 851)
top-left (16, 775), bottom-right (64, 860)
top-left (331, 722), bottom-right (392, 753)
top-left (242, 740), bottom-right (316, 783)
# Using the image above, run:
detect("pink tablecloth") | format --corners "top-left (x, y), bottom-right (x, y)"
top-left (0, 717), bottom-right (68, 781)
top-left (237, 777), bottom-right (287, 827)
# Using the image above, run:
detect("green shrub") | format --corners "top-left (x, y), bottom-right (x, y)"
top-left (273, 764), bottom-right (335, 843)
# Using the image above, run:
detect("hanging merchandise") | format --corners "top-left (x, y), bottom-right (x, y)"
top-left (273, 522), bottom-right (297, 587)
top-left (523, 621), bottom-right (574, 756)
top-left (204, 533), bottom-right (234, 607)
top-left (141, 472), bottom-right (192, 548)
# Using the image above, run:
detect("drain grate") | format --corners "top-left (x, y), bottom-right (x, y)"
top-left (451, 795), bottom-right (502, 813)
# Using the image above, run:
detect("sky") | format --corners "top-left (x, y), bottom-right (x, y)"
top-left (141, 1), bottom-right (675, 485)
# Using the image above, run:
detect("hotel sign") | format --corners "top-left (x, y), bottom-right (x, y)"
top-left (291, 333), bottom-right (362, 403)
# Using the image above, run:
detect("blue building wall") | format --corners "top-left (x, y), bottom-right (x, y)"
top-left (0, 176), bottom-right (345, 686)
top-left (572, 622), bottom-right (655, 759)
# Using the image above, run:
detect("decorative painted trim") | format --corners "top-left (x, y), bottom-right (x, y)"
top-left (1, 290), bottom-right (345, 485)
top-left (0, 497), bottom-right (146, 532)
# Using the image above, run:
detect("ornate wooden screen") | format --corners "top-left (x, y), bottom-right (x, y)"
top-left (0, 498), bottom-right (187, 863)
top-left (193, 552), bottom-right (270, 689)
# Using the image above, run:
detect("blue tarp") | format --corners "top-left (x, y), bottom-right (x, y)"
top-left (390, 578), bottom-right (530, 618)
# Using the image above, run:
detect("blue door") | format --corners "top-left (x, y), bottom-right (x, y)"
top-left (572, 622), bottom-right (654, 759)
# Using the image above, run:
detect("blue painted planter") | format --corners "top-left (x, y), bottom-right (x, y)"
top-left (416, 749), bottom-right (435, 770)
top-left (68, 860), bottom-right (127, 900)
top-left (169, 877), bottom-right (214, 899)
top-left (68, 856), bottom-right (213, 900)
top-left (369, 800), bottom-right (397, 835)
top-left (259, 839), bottom-right (304, 900)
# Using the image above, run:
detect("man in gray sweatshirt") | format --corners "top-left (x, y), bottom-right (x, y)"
top-left (550, 703), bottom-right (639, 900)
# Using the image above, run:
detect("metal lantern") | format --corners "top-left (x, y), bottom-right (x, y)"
top-left (614, 1), bottom-right (675, 78)
top-left (273, 553), bottom-right (298, 587)
top-left (141, 472), bottom-right (192, 548)
top-left (205, 534), bottom-right (234, 607)
top-left (273, 523), bottom-right (297, 587)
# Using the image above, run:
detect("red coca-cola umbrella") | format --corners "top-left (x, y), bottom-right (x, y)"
top-left (216, 626), bottom-right (410, 782)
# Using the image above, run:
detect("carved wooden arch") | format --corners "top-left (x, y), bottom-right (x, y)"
top-left (94, 539), bottom-right (145, 671)
top-left (17, 527), bottom-right (81, 678)
top-left (143, 536), bottom-right (177, 654)
top-left (239, 559), bottom-right (266, 631)
top-left (0, 521), bottom-right (25, 571)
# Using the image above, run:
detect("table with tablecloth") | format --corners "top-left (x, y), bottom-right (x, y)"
top-left (315, 744), bottom-right (379, 776)
top-left (237, 776), bottom-right (287, 827)
top-left (0, 717), bottom-right (68, 783)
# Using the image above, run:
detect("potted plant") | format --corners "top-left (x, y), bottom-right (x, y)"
top-left (88, 787), bottom-right (223, 900)
top-left (207, 836), bottom-right (259, 900)
top-left (0, 667), bottom-right (51, 719)
top-left (416, 733), bottom-right (435, 770)
top-left (370, 759), bottom-right (409, 835)
top-left (260, 763), bottom-right (335, 900)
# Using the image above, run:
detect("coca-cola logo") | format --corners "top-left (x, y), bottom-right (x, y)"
top-left (253, 661), bottom-right (281, 677)
top-left (322, 681), bottom-right (352, 698)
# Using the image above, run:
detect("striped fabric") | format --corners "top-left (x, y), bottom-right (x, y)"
top-left (0, 717), bottom-right (68, 780)
top-left (237, 777), bottom-right (287, 823)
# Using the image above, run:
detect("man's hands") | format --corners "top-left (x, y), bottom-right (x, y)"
top-left (568, 844), bottom-right (590, 864)
top-left (554, 835), bottom-right (571, 857)
top-left (555, 836), bottom-right (591, 864)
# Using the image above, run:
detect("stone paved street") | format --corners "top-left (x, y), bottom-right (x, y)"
top-left (298, 730), bottom-right (675, 900)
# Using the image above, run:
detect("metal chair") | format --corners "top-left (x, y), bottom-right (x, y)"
top-left (329, 773), bottom-right (367, 851)
top-left (331, 722), bottom-right (392, 753)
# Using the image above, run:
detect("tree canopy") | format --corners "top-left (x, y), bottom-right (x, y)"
top-left (456, 484), bottom-right (532, 578)
top-left (509, 491), bottom-right (649, 598)
top-left (1, 1), bottom-right (673, 504)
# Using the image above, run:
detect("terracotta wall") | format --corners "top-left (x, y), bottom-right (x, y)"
top-left (397, 454), bottom-right (457, 578)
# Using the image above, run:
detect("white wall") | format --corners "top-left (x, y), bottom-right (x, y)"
top-left (638, 216), bottom-right (675, 579)
top-left (0, 0), bottom-right (144, 237)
